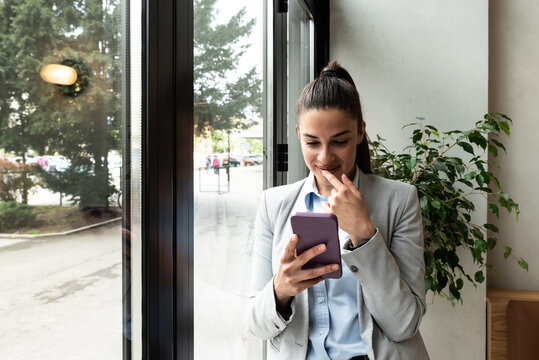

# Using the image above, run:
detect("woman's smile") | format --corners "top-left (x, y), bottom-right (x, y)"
top-left (316, 165), bottom-right (339, 172)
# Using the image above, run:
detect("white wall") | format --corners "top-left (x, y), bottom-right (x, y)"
top-left (487, 1), bottom-right (539, 290)
top-left (330, 1), bottom-right (488, 359)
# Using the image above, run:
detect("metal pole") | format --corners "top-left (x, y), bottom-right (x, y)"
top-left (217, 166), bottom-right (221, 194)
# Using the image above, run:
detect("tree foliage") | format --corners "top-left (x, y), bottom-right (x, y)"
top-left (0, 157), bottom-right (41, 202)
top-left (0, 0), bottom-right (121, 207)
top-left (370, 113), bottom-right (527, 304)
top-left (194, 0), bottom-right (261, 137)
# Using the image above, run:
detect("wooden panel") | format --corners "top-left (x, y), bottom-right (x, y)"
top-left (486, 288), bottom-right (539, 360)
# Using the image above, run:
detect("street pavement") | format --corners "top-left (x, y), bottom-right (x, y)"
top-left (0, 223), bottom-right (123, 360)
top-left (0, 165), bottom-right (265, 360)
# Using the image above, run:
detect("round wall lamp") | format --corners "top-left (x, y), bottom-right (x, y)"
top-left (40, 57), bottom-right (92, 97)
top-left (40, 64), bottom-right (77, 85)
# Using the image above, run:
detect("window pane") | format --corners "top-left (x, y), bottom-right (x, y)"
top-left (193, 0), bottom-right (265, 358)
top-left (287, 0), bottom-right (314, 183)
top-left (0, 0), bottom-right (141, 358)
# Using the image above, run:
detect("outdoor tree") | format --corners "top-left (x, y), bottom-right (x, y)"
top-left (0, 0), bottom-right (60, 203)
top-left (0, 0), bottom-right (122, 207)
top-left (194, 0), bottom-right (262, 150)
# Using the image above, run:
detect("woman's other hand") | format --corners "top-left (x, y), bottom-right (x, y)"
top-left (273, 234), bottom-right (340, 313)
top-left (320, 170), bottom-right (376, 245)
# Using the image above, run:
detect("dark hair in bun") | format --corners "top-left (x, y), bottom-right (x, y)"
top-left (296, 60), bottom-right (372, 174)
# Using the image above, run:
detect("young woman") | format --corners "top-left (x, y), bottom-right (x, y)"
top-left (247, 61), bottom-right (429, 360)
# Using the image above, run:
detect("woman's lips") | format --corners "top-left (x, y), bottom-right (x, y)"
top-left (317, 165), bottom-right (340, 173)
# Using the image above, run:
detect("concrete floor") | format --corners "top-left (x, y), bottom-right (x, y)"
top-left (194, 166), bottom-right (264, 360)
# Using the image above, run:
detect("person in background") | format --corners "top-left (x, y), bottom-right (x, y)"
top-left (37, 155), bottom-right (47, 168)
top-left (212, 155), bottom-right (220, 174)
top-left (206, 155), bottom-right (212, 173)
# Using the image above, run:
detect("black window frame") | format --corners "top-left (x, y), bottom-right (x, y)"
top-left (303, 0), bottom-right (330, 75)
top-left (143, 0), bottom-right (193, 358)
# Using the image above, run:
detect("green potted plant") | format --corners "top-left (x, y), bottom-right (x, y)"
top-left (369, 113), bottom-right (527, 303)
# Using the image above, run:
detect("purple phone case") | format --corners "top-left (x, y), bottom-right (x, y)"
top-left (290, 212), bottom-right (342, 279)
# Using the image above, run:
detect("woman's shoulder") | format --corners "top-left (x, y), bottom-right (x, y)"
top-left (262, 178), bottom-right (307, 202)
top-left (258, 179), bottom-right (307, 224)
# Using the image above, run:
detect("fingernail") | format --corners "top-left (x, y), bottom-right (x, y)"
top-left (318, 244), bottom-right (326, 251)
top-left (332, 264), bottom-right (339, 270)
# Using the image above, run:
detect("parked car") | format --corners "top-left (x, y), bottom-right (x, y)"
top-left (243, 158), bottom-right (255, 166)
top-left (244, 154), bottom-right (263, 165)
top-left (46, 155), bottom-right (70, 172)
top-left (229, 157), bottom-right (240, 167)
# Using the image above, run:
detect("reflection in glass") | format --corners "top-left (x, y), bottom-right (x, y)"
top-left (0, 0), bottom-right (139, 358)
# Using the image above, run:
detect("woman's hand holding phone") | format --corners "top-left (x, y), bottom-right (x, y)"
top-left (273, 234), bottom-right (340, 313)
top-left (320, 170), bottom-right (376, 245)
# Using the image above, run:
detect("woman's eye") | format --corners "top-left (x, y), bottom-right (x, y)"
top-left (306, 142), bottom-right (319, 146)
top-left (333, 140), bottom-right (348, 145)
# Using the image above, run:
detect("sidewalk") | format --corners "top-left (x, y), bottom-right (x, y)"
top-left (194, 165), bottom-right (264, 360)
top-left (0, 165), bottom-right (264, 359)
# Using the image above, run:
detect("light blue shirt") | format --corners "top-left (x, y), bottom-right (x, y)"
top-left (304, 168), bottom-right (367, 360)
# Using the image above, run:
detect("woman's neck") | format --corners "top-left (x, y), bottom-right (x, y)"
top-left (318, 184), bottom-right (332, 198)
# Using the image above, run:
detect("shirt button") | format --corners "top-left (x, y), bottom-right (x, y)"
top-left (319, 330), bottom-right (324, 335)
top-left (350, 265), bottom-right (358, 272)
top-left (317, 297), bottom-right (324, 303)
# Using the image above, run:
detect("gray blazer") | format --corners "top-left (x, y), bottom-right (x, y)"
top-left (246, 169), bottom-right (430, 360)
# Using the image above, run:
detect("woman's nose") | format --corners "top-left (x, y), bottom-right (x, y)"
top-left (318, 145), bottom-right (333, 163)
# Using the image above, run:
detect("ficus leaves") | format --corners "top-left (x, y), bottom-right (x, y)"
top-left (370, 113), bottom-right (528, 304)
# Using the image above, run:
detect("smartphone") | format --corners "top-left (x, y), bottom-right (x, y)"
top-left (290, 212), bottom-right (342, 279)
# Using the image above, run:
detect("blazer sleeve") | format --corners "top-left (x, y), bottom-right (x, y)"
top-left (341, 185), bottom-right (426, 343)
top-left (246, 191), bottom-right (295, 340)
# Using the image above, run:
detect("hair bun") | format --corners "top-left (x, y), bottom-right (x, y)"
top-left (320, 69), bottom-right (339, 78)
top-left (319, 60), bottom-right (356, 87)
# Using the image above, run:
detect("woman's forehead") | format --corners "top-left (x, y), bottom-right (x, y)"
top-left (298, 109), bottom-right (358, 131)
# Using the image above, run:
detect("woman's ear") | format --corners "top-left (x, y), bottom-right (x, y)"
top-left (357, 121), bottom-right (366, 144)
top-left (296, 124), bottom-right (301, 140)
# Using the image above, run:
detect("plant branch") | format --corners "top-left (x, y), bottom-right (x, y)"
top-left (411, 143), bottom-right (459, 184)
top-left (411, 118), bottom-right (488, 184)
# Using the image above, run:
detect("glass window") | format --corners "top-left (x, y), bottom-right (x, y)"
top-left (193, 0), bottom-right (265, 358)
top-left (0, 0), bottom-right (141, 358)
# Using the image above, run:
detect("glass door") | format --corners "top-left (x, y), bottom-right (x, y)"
top-left (193, 0), bottom-right (265, 358)
top-left (0, 0), bottom-right (142, 358)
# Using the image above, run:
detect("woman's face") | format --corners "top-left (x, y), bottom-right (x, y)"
top-left (297, 108), bottom-right (364, 196)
